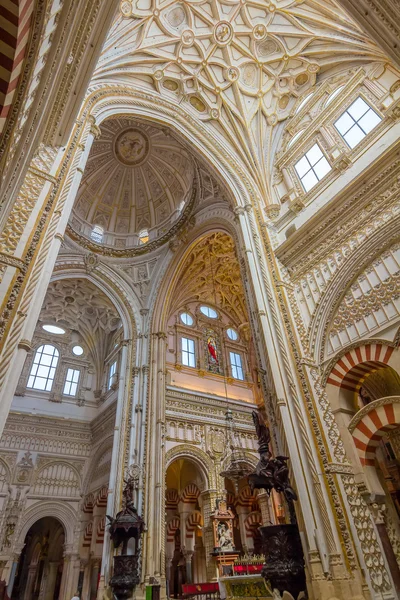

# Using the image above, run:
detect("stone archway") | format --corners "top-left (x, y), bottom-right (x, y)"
top-left (11, 516), bottom-right (65, 600)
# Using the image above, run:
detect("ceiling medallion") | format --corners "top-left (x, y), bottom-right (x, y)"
top-left (213, 21), bottom-right (233, 46)
top-left (114, 128), bottom-right (150, 166)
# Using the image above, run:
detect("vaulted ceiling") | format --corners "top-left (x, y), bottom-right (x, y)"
top-left (170, 232), bottom-right (249, 327)
top-left (70, 118), bottom-right (194, 246)
top-left (91, 0), bottom-right (385, 201)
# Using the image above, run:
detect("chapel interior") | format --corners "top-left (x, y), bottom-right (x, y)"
top-left (1, 1), bottom-right (400, 599)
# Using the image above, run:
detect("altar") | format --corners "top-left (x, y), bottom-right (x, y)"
top-left (219, 574), bottom-right (273, 600)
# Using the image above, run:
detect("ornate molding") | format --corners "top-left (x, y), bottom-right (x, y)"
top-left (348, 396), bottom-right (400, 433)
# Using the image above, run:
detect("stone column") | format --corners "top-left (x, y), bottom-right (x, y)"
top-left (236, 505), bottom-right (250, 554)
top-left (183, 550), bottom-right (194, 584)
top-left (200, 490), bottom-right (218, 582)
top-left (142, 331), bottom-right (168, 595)
top-left (23, 564), bottom-right (38, 600)
top-left (44, 561), bottom-right (59, 600)
top-left (90, 558), bottom-right (101, 600)
top-left (98, 338), bottom-right (133, 597)
top-left (81, 559), bottom-right (91, 600)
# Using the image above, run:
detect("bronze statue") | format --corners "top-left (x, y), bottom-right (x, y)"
top-left (249, 411), bottom-right (297, 503)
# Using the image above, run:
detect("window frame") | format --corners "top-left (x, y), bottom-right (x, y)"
top-left (294, 142), bottom-right (332, 193)
top-left (199, 305), bottom-right (218, 319)
top-left (27, 344), bottom-right (60, 392)
top-left (333, 95), bottom-right (382, 149)
top-left (180, 312), bottom-right (194, 327)
top-left (229, 351), bottom-right (244, 381)
top-left (181, 336), bottom-right (196, 368)
top-left (108, 360), bottom-right (117, 390)
top-left (91, 224), bottom-right (104, 243)
top-left (63, 368), bottom-right (80, 397)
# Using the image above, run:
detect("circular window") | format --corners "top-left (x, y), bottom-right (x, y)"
top-left (42, 324), bottom-right (65, 335)
top-left (180, 313), bottom-right (193, 326)
top-left (72, 345), bottom-right (84, 356)
top-left (227, 328), bottom-right (238, 341)
top-left (200, 306), bottom-right (218, 319)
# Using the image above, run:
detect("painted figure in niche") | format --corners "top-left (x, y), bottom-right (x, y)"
top-left (207, 335), bottom-right (218, 365)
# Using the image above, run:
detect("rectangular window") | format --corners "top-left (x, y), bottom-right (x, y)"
top-left (294, 143), bottom-right (331, 192)
top-left (63, 368), bottom-right (80, 396)
top-left (27, 345), bottom-right (59, 392)
top-left (182, 337), bottom-right (196, 367)
top-left (108, 361), bottom-right (117, 390)
top-left (230, 352), bottom-right (244, 381)
top-left (334, 97), bottom-right (381, 149)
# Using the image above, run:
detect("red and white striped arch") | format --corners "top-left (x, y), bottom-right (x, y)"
top-left (185, 511), bottom-right (203, 539)
top-left (166, 488), bottom-right (179, 510)
top-left (166, 517), bottom-right (180, 543)
top-left (237, 485), bottom-right (256, 508)
top-left (96, 517), bottom-right (105, 544)
top-left (244, 511), bottom-right (262, 538)
top-left (180, 483), bottom-right (200, 504)
top-left (95, 486), bottom-right (108, 508)
top-left (350, 400), bottom-right (400, 466)
top-left (326, 344), bottom-right (394, 393)
top-left (83, 493), bottom-right (94, 514)
top-left (0, 0), bottom-right (34, 135)
top-left (82, 521), bottom-right (93, 548)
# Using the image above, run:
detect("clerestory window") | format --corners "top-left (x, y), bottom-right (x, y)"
top-left (334, 97), bottom-right (381, 149)
top-left (182, 337), bottom-right (196, 367)
top-left (108, 361), bottom-right (117, 390)
top-left (91, 225), bottom-right (104, 243)
top-left (294, 143), bottom-right (331, 192)
top-left (229, 351), bottom-right (244, 381)
top-left (27, 345), bottom-right (59, 391)
top-left (63, 368), bottom-right (80, 396)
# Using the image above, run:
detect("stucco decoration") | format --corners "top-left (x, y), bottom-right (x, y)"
top-left (93, 0), bottom-right (385, 201)
top-left (39, 278), bottom-right (121, 384)
top-left (170, 232), bottom-right (248, 325)
top-left (70, 117), bottom-right (194, 247)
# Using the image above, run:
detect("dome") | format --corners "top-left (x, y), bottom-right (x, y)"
top-left (68, 118), bottom-right (195, 250)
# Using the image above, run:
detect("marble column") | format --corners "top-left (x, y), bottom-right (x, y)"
top-left (90, 558), bottom-right (101, 600)
top-left (183, 550), bottom-right (194, 584)
top-left (44, 561), bottom-right (59, 600)
top-left (23, 564), bottom-right (38, 600)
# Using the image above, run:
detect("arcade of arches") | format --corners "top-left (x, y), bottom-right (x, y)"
top-left (1, 0), bottom-right (400, 599)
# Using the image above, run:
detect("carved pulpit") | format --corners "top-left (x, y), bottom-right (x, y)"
top-left (211, 499), bottom-right (239, 575)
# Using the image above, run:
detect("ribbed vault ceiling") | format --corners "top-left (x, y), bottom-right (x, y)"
top-left (91, 0), bottom-right (385, 201)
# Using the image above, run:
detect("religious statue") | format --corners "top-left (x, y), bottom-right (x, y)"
top-left (249, 411), bottom-right (297, 503)
top-left (217, 521), bottom-right (234, 551)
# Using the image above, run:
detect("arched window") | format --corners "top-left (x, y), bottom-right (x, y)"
top-left (139, 229), bottom-right (149, 245)
top-left (27, 345), bottom-right (59, 391)
top-left (90, 225), bottom-right (104, 243)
